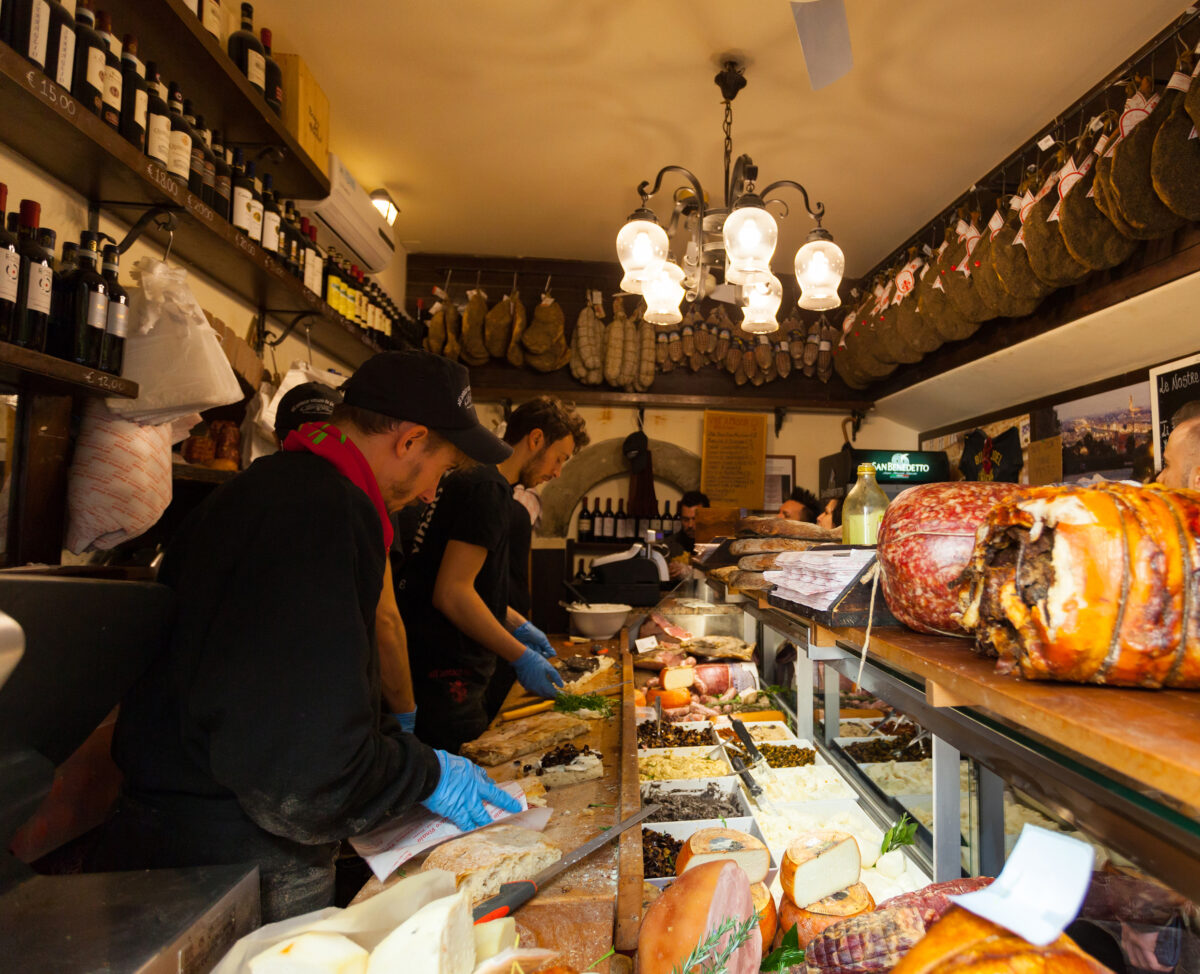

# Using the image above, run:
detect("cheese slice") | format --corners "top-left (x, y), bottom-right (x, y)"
top-left (780, 831), bottom-right (861, 908)
top-left (660, 665), bottom-right (696, 691)
top-left (249, 932), bottom-right (368, 974)
top-left (473, 917), bottom-right (518, 961)
top-left (537, 753), bottom-right (604, 789)
top-left (674, 827), bottom-right (770, 884)
top-left (367, 890), bottom-right (475, 974)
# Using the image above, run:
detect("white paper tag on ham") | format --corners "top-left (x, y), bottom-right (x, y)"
top-left (351, 782), bottom-right (546, 882)
top-left (950, 825), bottom-right (1094, 946)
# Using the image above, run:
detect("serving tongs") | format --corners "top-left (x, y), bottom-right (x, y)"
top-left (708, 730), bottom-right (779, 813)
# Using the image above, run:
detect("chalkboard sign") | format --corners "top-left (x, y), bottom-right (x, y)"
top-left (1149, 352), bottom-right (1200, 468)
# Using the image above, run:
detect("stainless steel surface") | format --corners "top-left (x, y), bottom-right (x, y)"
top-left (932, 735), bottom-right (962, 883)
top-left (977, 765), bottom-right (1007, 877)
top-left (0, 610), bottom-right (23, 693)
top-left (0, 865), bottom-right (259, 973)
top-left (823, 668), bottom-right (840, 748)
top-left (532, 804), bottom-right (659, 887)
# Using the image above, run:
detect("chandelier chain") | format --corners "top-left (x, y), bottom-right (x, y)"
top-left (723, 99), bottom-right (733, 206)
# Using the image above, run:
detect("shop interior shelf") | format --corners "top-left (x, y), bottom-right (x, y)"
top-left (0, 342), bottom-right (138, 398)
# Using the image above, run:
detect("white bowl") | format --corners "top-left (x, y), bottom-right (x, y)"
top-left (564, 602), bottom-right (632, 639)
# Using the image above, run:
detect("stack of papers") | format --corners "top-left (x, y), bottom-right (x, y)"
top-left (765, 548), bottom-right (877, 611)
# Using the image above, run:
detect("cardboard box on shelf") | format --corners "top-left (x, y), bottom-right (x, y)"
top-left (204, 312), bottom-right (265, 392)
top-left (274, 52), bottom-right (330, 176)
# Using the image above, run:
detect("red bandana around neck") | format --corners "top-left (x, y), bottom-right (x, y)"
top-left (282, 421), bottom-right (394, 548)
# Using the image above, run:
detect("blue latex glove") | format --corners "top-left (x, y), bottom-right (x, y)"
top-left (391, 710), bottom-right (417, 733)
top-left (421, 750), bottom-right (522, 831)
top-left (514, 621), bottom-right (556, 659)
top-left (512, 647), bottom-right (564, 699)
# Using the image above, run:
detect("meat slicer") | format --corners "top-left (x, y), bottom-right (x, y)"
top-left (572, 541), bottom-right (669, 606)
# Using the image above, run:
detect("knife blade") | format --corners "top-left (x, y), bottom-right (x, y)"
top-left (472, 803), bottom-right (661, 923)
top-left (730, 718), bottom-right (766, 769)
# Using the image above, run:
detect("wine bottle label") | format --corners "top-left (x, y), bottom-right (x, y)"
top-left (125, 52), bottom-right (144, 79)
top-left (246, 50), bottom-right (266, 89)
top-left (55, 28), bottom-right (75, 88)
top-left (0, 252), bottom-right (20, 304)
top-left (201, 0), bottom-right (221, 34)
top-left (105, 301), bottom-right (128, 337)
top-left (28, 265), bottom-right (52, 315)
top-left (261, 211), bottom-right (280, 252)
top-left (247, 199), bottom-right (264, 242)
top-left (133, 88), bottom-right (148, 129)
top-left (168, 130), bottom-right (192, 179)
top-left (232, 186), bottom-right (254, 233)
top-left (146, 112), bottom-right (170, 163)
top-left (102, 63), bottom-right (122, 110)
top-left (28, 1), bottom-right (50, 68)
top-left (86, 46), bottom-right (105, 92)
top-left (215, 175), bottom-right (231, 206)
top-left (86, 290), bottom-right (108, 330)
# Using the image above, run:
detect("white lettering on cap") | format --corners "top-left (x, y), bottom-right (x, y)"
top-left (457, 386), bottom-right (473, 409)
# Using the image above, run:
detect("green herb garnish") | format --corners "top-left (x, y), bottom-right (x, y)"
top-left (761, 924), bottom-right (805, 973)
top-left (554, 691), bottom-right (615, 718)
top-left (880, 813), bottom-right (918, 855)
top-left (586, 946), bottom-right (616, 970)
top-left (672, 912), bottom-right (761, 974)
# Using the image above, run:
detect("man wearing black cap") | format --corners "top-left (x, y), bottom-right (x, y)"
top-left (91, 352), bottom-right (521, 922)
top-left (272, 380), bottom-right (342, 443)
top-left (398, 396), bottom-right (587, 752)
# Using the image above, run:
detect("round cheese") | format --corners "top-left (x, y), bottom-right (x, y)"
top-left (751, 882), bottom-right (778, 950)
top-left (776, 883), bottom-right (875, 949)
top-left (674, 827), bottom-right (770, 885)
top-left (645, 687), bottom-right (692, 709)
top-left (780, 831), bottom-right (861, 908)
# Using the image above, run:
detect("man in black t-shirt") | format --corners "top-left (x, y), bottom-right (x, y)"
top-left (398, 397), bottom-right (589, 752)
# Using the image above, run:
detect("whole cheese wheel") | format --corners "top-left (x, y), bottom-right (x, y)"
top-left (639, 860), bottom-right (762, 974)
top-left (646, 687), bottom-right (691, 709)
top-left (634, 688), bottom-right (647, 707)
top-left (877, 482), bottom-right (1023, 636)
top-left (674, 828), bottom-right (770, 885)
top-left (780, 831), bottom-right (861, 909)
top-left (775, 883), bottom-right (876, 949)
top-left (751, 882), bottom-right (778, 950)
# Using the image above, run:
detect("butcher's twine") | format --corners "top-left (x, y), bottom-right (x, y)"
top-left (856, 562), bottom-right (880, 690)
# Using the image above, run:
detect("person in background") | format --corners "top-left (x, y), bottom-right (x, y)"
top-left (778, 486), bottom-right (823, 522)
top-left (399, 396), bottom-right (588, 752)
top-left (1171, 400), bottom-right (1200, 427)
top-left (89, 351), bottom-right (520, 922)
top-left (273, 382), bottom-right (419, 732)
top-left (666, 489), bottom-right (709, 579)
top-left (817, 497), bottom-right (840, 530)
top-left (1158, 411), bottom-right (1200, 491)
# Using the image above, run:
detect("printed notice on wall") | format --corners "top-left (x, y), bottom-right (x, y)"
top-left (1026, 435), bottom-right (1063, 486)
top-left (1150, 352), bottom-right (1200, 469)
top-left (701, 410), bottom-right (767, 509)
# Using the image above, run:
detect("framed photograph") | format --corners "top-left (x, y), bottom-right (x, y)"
top-left (763, 454), bottom-right (796, 510)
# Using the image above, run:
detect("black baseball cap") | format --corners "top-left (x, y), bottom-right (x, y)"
top-left (275, 381), bottom-right (342, 441)
top-left (340, 351), bottom-right (512, 464)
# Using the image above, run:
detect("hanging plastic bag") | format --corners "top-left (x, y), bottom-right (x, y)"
top-left (106, 258), bottom-right (243, 425)
top-left (257, 360), bottom-right (347, 439)
top-left (241, 379), bottom-right (278, 469)
top-left (66, 399), bottom-right (173, 553)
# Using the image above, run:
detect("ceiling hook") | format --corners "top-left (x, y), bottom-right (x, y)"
top-left (304, 321), bottom-right (313, 366)
top-left (511, 272), bottom-right (518, 293)
top-left (543, 275), bottom-right (552, 296)
top-left (474, 269), bottom-right (482, 291)
top-left (443, 269), bottom-right (452, 293)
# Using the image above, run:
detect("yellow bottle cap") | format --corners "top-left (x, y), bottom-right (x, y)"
top-left (857, 463), bottom-right (876, 475)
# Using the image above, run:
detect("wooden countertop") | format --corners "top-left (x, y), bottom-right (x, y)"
top-left (352, 638), bottom-right (635, 973)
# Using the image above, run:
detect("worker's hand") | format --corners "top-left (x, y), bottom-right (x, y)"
top-left (421, 750), bottom-right (522, 831)
top-left (512, 647), bottom-right (565, 699)
top-left (391, 710), bottom-right (417, 733)
top-left (514, 621), bottom-right (556, 659)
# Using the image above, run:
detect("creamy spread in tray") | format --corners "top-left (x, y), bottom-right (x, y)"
top-left (638, 753), bottom-right (729, 781)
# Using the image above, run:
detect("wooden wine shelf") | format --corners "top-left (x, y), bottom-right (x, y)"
top-left (170, 462), bottom-right (236, 484)
top-left (0, 42), bottom-right (378, 368)
top-left (0, 342), bottom-right (139, 398)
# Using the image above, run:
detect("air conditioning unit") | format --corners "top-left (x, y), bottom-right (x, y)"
top-left (295, 154), bottom-right (395, 273)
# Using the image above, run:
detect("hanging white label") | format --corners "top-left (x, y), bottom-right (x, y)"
top-left (1018, 190), bottom-right (1037, 224)
top-left (0, 251), bottom-right (20, 304)
top-left (1087, 114), bottom-right (1104, 132)
top-left (1036, 134), bottom-right (1055, 151)
top-left (1167, 70), bottom-right (1191, 93)
top-left (262, 211), bottom-right (281, 252)
top-left (85, 46), bottom-right (105, 92)
top-left (246, 49), bottom-right (266, 90)
top-left (28, 264), bottom-right (53, 315)
top-left (895, 257), bottom-right (923, 295)
top-left (931, 273), bottom-right (946, 291)
top-left (1058, 153), bottom-right (1093, 201)
top-left (986, 209), bottom-right (1005, 239)
top-left (85, 289), bottom-right (108, 330)
top-left (1119, 93), bottom-right (1157, 139)
top-left (146, 113), bottom-right (170, 163)
top-left (105, 301), bottom-right (129, 337)
top-left (54, 27), bottom-right (75, 88)
top-left (168, 130), bottom-right (191, 179)
top-left (27, 1), bottom-right (50, 68)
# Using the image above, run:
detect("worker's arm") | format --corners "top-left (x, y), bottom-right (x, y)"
top-left (505, 606), bottom-right (527, 629)
top-left (432, 540), bottom-right (527, 663)
top-left (376, 559), bottom-right (415, 715)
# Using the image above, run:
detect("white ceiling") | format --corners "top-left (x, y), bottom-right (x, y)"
top-left (256, 1), bottom-right (1187, 281)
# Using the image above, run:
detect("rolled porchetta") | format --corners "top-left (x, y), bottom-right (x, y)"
top-left (955, 481), bottom-right (1200, 688)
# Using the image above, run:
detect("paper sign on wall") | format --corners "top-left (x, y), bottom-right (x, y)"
top-left (701, 410), bottom-right (768, 509)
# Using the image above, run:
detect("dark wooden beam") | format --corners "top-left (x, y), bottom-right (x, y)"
top-left (7, 384), bottom-right (73, 566)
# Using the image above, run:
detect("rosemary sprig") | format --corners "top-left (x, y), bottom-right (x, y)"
top-left (880, 812), bottom-right (918, 855)
top-left (671, 912), bottom-right (760, 974)
top-left (553, 691), bottom-right (615, 718)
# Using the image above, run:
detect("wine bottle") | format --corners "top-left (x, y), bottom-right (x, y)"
top-left (193, 115), bottom-right (217, 207)
top-left (99, 244), bottom-right (127, 375)
top-left (118, 34), bottom-right (146, 150)
top-left (260, 172), bottom-right (281, 254)
top-left (46, 0), bottom-right (75, 90)
top-left (166, 82), bottom-right (193, 187)
top-left (231, 151), bottom-right (263, 241)
top-left (210, 130), bottom-right (232, 220)
top-left (290, 206), bottom-right (306, 280)
top-left (45, 237), bottom-right (75, 357)
top-left (306, 225), bottom-right (324, 296)
top-left (196, 0), bottom-right (220, 38)
top-left (93, 10), bottom-right (121, 130)
top-left (0, 186), bottom-right (20, 344)
top-left (181, 100), bottom-right (206, 201)
top-left (70, 230), bottom-right (108, 367)
top-left (600, 498), bottom-right (615, 540)
top-left (260, 26), bottom-right (282, 115)
top-left (227, 3), bottom-right (265, 95)
top-left (353, 266), bottom-right (366, 325)
top-left (323, 245), bottom-right (342, 309)
top-left (143, 62), bottom-right (171, 168)
top-left (71, 0), bottom-right (104, 116)
top-left (14, 201), bottom-right (53, 351)
top-left (649, 505), bottom-right (662, 539)
top-left (10, 0), bottom-right (53, 71)
top-left (577, 497), bottom-right (592, 543)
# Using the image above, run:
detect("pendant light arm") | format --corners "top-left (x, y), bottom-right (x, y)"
top-left (637, 165), bottom-right (706, 211)
top-left (759, 178), bottom-right (826, 222)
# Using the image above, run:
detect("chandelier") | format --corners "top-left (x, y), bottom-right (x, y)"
top-left (615, 60), bottom-right (845, 333)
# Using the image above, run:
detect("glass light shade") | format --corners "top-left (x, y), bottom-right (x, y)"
top-left (616, 218), bottom-right (669, 284)
top-left (619, 272), bottom-right (644, 295)
top-left (740, 272), bottom-right (782, 333)
top-left (795, 236), bottom-right (845, 311)
top-left (643, 262), bottom-right (686, 325)
top-left (723, 206), bottom-right (777, 283)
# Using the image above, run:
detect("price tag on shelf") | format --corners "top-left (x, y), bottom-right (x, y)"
top-left (634, 635), bottom-right (660, 654)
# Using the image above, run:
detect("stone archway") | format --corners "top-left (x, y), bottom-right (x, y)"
top-left (538, 437), bottom-right (701, 537)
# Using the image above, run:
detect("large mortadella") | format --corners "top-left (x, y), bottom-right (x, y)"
top-left (876, 483), bottom-right (1024, 636)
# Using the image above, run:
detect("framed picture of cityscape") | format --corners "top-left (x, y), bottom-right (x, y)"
top-left (1053, 380), bottom-right (1153, 485)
